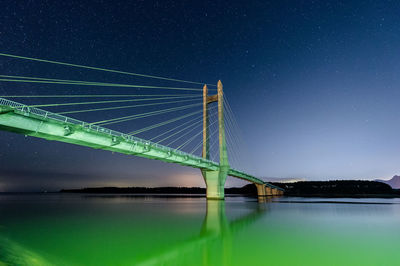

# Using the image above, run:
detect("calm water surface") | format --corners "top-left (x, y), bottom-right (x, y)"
top-left (0, 194), bottom-right (399, 265)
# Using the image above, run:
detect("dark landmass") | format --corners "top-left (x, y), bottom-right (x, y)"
top-left (61, 184), bottom-right (258, 195)
top-left (270, 180), bottom-right (400, 198)
top-left (375, 175), bottom-right (400, 189)
top-left (61, 180), bottom-right (400, 198)
top-left (62, 187), bottom-right (207, 194)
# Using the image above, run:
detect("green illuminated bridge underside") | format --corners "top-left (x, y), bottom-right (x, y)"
top-left (0, 97), bottom-right (282, 191)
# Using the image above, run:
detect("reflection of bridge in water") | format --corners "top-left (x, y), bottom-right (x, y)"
top-left (136, 199), bottom-right (270, 266)
top-left (0, 53), bottom-right (284, 199)
top-left (0, 197), bottom-right (273, 266)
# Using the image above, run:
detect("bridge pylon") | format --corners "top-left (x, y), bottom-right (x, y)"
top-left (201, 81), bottom-right (229, 200)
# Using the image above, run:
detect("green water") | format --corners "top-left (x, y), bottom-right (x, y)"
top-left (0, 194), bottom-right (399, 266)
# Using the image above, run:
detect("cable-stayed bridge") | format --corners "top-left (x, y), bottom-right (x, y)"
top-left (0, 53), bottom-right (283, 199)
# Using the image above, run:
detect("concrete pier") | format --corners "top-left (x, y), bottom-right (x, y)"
top-left (255, 183), bottom-right (266, 197)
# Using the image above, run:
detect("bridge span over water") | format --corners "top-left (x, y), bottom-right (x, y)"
top-left (0, 53), bottom-right (283, 199)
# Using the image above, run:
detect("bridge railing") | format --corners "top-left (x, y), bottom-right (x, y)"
top-left (0, 97), bottom-right (217, 166)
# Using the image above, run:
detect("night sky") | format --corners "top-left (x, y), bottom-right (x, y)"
top-left (1, 1), bottom-right (400, 192)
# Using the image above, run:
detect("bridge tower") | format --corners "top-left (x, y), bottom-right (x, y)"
top-left (201, 80), bottom-right (229, 200)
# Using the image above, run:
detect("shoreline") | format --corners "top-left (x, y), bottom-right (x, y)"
top-left (1, 191), bottom-right (399, 199)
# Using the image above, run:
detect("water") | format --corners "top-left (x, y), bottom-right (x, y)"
top-left (0, 194), bottom-right (399, 266)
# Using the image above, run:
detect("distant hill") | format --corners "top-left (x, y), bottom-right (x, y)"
top-left (61, 181), bottom-right (400, 198)
top-left (270, 180), bottom-right (398, 197)
top-left (375, 175), bottom-right (400, 189)
top-left (60, 185), bottom-right (258, 195)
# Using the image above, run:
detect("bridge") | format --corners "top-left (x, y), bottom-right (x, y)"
top-left (0, 53), bottom-right (284, 199)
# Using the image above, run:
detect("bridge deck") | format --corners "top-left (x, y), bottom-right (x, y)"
top-left (0, 97), bottom-right (282, 190)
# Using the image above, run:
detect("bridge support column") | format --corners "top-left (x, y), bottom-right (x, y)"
top-left (255, 183), bottom-right (266, 197)
top-left (202, 169), bottom-right (227, 200)
top-left (201, 81), bottom-right (229, 200)
top-left (271, 188), bottom-right (278, 196)
top-left (266, 186), bottom-right (272, 196)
